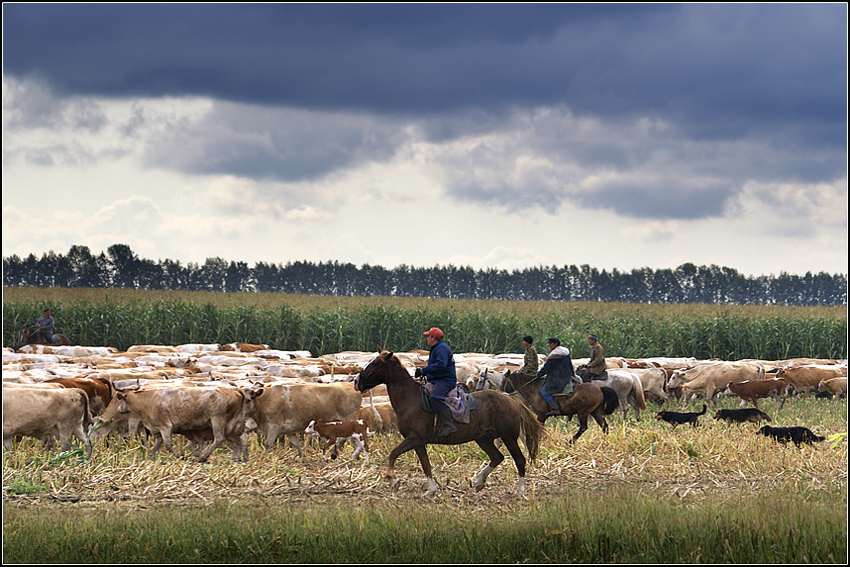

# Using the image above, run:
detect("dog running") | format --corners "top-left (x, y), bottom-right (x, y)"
top-left (756, 425), bottom-right (826, 446)
top-left (713, 407), bottom-right (771, 426)
top-left (655, 404), bottom-right (707, 429)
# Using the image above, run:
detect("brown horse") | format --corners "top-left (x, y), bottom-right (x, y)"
top-left (19, 324), bottom-right (71, 347)
top-left (354, 350), bottom-right (544, 497)
top-left (503, 370), bottom-right (619, 443)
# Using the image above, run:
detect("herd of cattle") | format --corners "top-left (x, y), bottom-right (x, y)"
top-left (3, 341), bottom-right (847, 462)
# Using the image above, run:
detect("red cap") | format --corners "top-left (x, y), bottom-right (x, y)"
top-left (423, 327), bottom-right (444, 340)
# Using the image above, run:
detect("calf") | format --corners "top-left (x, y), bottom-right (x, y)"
top-left (817, 377), bottom-right (847, 398)
top-left (724, 378), bottom-right (786, 410)
top-left (304, 419), bottom-right (370, 465)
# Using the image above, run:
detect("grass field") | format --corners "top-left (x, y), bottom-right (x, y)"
top-left (3, 396), bottom-right (846, 563)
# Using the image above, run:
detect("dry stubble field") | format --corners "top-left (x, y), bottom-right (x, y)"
top-left (3, 395), bottom-right (847, 563)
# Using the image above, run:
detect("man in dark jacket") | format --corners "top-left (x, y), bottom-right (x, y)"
top-left (586, 334), bottom-right (607, 380)
top-left (414, 327), bottom-right (458, 437)
top-left (537, 337), bottom-right (577, 417)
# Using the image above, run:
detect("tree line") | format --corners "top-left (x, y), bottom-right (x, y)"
top-left (2, 243), bottom-right (846, 306)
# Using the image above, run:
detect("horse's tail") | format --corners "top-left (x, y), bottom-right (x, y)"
top-left (600, 387), bottom-right (619, 415)
top-left (512, 397), bottom-right (544, 463)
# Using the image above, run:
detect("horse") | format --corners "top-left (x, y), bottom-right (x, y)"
top-left (474, 367), bottom-right (511, 392)
top-left (18, 324), bottom-right (71, 348)
top-left (576, 365), bottom-right (647, 421)
top-left (354, 350), bottom-right (544, 498)
top-left (503, 370), bottom-right (619, 443)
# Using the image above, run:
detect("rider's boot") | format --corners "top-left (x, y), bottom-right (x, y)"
top-left (545, 400), bottom-right (561, 417)
top-left (436, 409), bottom-right (457, 437)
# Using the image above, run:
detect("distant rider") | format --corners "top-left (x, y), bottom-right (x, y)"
top-left (585, 334), bottom-right (607, 380)
top-left (520, 335), bottom-right (538, 375)
top-left (36, 308), bottom-right (56, 344)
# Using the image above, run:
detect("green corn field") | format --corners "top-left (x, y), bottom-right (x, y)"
top-left (3, 287), bottom-right (846, 359)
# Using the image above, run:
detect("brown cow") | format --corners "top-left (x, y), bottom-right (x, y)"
top-left (724, 378), bottom-right (787, 410)
top-left (114, 384), bottom-right (263, 462)
top-left (222, 342), bottom-right (270, 353)
top-left (817, 377), bottom-right (847, 398)
top-left (776, 365), bottom-right (846, 397)
top-left (669, 362), bottom-right (765, 407)
top-left (3, 386), bottom-right (92, 456)
top-left (44, 377), bottom-right (114, 416)
top-left (252, 382), bottom-right (362, 456)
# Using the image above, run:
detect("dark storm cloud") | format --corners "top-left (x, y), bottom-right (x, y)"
top-left (3, 4), bottom-right (846, 224)
top-left (4, 4), bottom-right (844, 132)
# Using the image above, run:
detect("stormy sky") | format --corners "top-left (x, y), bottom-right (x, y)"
top-left (2, 4), bottom-right (846, 277)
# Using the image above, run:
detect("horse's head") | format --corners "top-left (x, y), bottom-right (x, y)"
top-left (576, 364), bottom-right (589, 380)
top-left (19, 325), bottom-right (33, 343)
top-left (476, 368), bottom-right (489, 391)
top-left (355, 350), bottom-right (401, 392)
top-left (503, 369), bottom-right (540, 394)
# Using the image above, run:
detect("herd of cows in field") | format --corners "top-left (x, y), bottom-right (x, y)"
top-left (2, 340), bottom-right (847, 463)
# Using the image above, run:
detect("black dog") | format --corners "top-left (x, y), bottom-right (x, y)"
top-left (655, 404), bottom-right (707, 429)
top-left (756, 425), bottom-right (826, 446)
top-left (713, 407), bottom-right (771, 426)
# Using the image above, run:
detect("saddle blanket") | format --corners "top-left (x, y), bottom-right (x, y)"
top-left (421, 383), bottom-right (477, 423)
top-left (553, 381), bottom-right (576, 397)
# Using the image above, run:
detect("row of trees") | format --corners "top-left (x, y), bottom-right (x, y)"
top-left (3, 244), bottom-right (847, 305)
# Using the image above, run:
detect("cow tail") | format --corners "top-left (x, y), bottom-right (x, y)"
top-left (632, 376), bottom-right (647, 411)
top-left (78, 389), bottom-right (93, 432)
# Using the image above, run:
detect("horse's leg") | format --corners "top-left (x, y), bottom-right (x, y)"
top-left (473, 437), bottom-right (505, 492)
top-left (591, 406), bottom-right (608, 435)
top-left (499, 435), bottom-right (529, 496)
top-left (385, 435), bottom-right (422, 486)
top-left (571, 413), bottom-right (589, 443)
top-left (410, 444), bottom-right (438, 497)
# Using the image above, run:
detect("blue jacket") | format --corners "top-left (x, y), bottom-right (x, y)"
top-left (36, 315), bottom-right (55, 334)
top-left (422, 340), bottom-right (457, 384)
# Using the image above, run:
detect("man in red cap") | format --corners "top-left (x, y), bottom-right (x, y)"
top-left (414, 327), bottom-right (458, 437)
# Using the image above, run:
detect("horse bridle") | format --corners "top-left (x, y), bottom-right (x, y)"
top-left (505, 370), bottom-right (543, 392)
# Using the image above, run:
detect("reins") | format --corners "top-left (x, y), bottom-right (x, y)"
top-left (506, 370), bottom-right (544, 392)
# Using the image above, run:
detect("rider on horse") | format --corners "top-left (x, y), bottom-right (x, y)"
top-left (414, 327), bottom-right (458, 437)
top-left (36, 308), bottom-right (58, 344)
top-left (537, 337), bottom-right (578, 417)
top-left (520, 335), bottom-right (539, 375)
top-left (584, 334), bottom-right (608, 381)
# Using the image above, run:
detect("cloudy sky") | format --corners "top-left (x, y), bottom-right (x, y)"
top-left (3, 4), bottom-right (847, 277)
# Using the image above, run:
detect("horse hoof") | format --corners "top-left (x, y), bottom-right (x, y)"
top-left (474, 484), bottom-right (485, 492)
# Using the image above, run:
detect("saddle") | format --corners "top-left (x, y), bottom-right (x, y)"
top-left (553, 381), bottom-right (577, 397)
top-left (420, 383), bottom-right (477, 423)
top-left (590, 370), bottom-right (609, 381)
